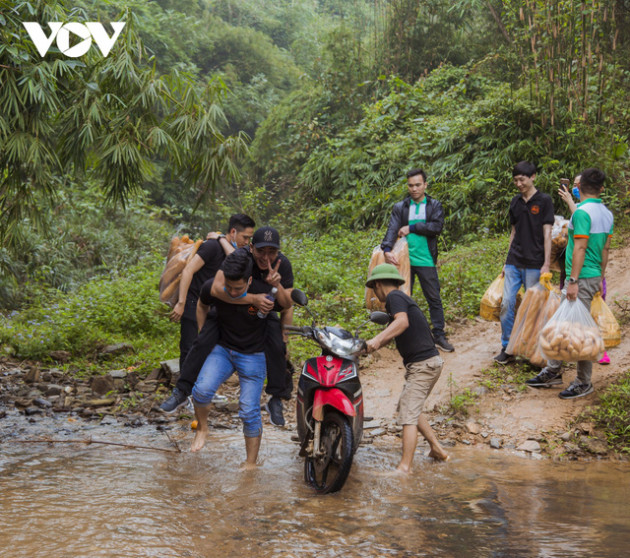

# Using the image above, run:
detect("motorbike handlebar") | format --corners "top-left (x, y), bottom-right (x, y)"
top-left (283, 325), bottom-right (312, 335)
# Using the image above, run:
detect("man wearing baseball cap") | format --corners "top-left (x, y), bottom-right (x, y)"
top-left (365, 263), bottom-right (449, 473)
top-left (211, 226), bottom-right (295, 426)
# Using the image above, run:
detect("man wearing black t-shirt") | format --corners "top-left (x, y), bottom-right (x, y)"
top-left (160, 214), bottom-right (255, 413)
top-left (365, 263), bottom-right (449, 473)
top-left (190, 250), bottom-right (267, 465)
top-left (211, 226), bottom-right (294, 427)
top-left (494, 161), bottom-right (554, 364)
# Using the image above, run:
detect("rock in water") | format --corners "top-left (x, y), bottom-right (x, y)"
top-left (517, 440), bottom-right (541, 453)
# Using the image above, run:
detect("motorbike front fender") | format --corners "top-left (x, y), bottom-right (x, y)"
top-left (312, 388), bottom-right (355, 421)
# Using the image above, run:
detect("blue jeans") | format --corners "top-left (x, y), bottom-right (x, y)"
top-left (500, 265), bottom-right (541, 350)
top-left (192, 345), bottom-right (266, 438)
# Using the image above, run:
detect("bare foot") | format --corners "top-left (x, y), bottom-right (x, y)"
top-left (428, 447), bottom-right (450, 461)
top-left (240, 461), bottom-right (259, 471)
top-left (394, 464), bottom-right (411, 475)
top-left (371, 468), bottom-right (408, 478)
top-left (191, 428), bottom-right (208, 452)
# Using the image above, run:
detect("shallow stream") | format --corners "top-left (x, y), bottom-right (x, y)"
top-left (1, 413), bottom-right (629, 557)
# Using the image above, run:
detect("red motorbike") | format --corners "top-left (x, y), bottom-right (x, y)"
top-left (285, 289), bottom-right (389, 494)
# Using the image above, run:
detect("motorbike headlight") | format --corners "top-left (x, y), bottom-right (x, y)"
top-left (315, 329), bottom-right (334, 351)
top-left (329, 336), bottom-right (363, 357)
top-left (314, 327), bottom-right (363, 358)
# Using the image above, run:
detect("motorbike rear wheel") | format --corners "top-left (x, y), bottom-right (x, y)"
top-left (304, 410), bottom-right (354, 494)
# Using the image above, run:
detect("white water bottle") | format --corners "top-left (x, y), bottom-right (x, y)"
top-left (257, 287), bottom-right (278, 318)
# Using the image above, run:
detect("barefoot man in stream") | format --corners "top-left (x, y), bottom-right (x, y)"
top-left (190, 249), bottom-right (273, 465)
top-left (364, 263), bottom-right (449, 472)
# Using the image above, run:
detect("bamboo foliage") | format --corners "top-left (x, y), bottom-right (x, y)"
top-left (0, 1), bottom-right (248, 244)
top-left (501, 0), bottom-right (618, 125)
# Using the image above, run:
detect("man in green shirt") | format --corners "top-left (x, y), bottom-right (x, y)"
top-left (526, 168), bottom-right (613, 398)
top-left (381, 168), bottom-right (454, 352)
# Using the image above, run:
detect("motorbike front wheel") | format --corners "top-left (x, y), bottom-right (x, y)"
top-left (304, 410), bottom-right (354, 494)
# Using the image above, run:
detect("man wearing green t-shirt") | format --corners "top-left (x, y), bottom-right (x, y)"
top-left (381, 168), bottom-right (454, 352)
top-left (526, 168), bottom-right (613, 398)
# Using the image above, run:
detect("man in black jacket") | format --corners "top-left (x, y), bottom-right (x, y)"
top-left (381, 168), bottom-right (454, 352)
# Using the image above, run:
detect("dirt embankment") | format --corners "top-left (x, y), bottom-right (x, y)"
top-left (361, 243), bottom-right (630, 460)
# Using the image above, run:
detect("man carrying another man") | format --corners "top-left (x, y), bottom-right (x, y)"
top-left (162, 226), bottom-right (295, 428)
top-left (211, 226), bottom-right (294, 426)
top-left (161, 214), bottom-right (255, 412)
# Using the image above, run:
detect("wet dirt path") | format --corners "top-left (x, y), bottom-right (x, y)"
top-left (362, 243), bottom-right (630, 454)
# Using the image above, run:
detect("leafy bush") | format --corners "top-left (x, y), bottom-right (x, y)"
top-left (0, 183), bottom-right (171, 309)
top-left (447, 388), bottom-right (479, 417)
top-left (282, 227), bottom-right (510, 357)
top-left (293, 65), bottom-right (630, 240)
top-left (438, 236), bottom-right (510, 320)
top-left (0, 255), bottom-right (177, 365)
top-left (590, 372), bottom-right (630, 453)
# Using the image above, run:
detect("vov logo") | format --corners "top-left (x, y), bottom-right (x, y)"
top-left (23, 22), bottom-right (126, 58)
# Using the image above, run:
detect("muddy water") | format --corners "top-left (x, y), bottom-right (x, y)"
top-left (1, 415), bottom-right (629, 558)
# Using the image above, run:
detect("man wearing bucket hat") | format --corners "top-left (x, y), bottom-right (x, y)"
top-left (365, 264), bottom-right (449, 472)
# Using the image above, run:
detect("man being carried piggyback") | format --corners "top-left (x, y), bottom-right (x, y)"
top-left (364, 263), bottom-right (449, 473)
top-left (526, 168), bottom-right (613, 398)
top-left (495, 161), bottom-right (555, 364)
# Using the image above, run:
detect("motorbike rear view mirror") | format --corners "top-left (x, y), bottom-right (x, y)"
top-left (369, 311), bottom-right (390, 326)
top-left (354, 311), bottom-right (390, 337)
top-left (291, 288), bottom-right (316, 327)
top-left (291, 289), bottom-right (308, 307)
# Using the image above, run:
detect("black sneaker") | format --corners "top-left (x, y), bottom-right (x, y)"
top-left (159, 388), bottom-right (188, 413)
top-left (435, 336), bottom-right (455, 352)
top-left (525, 368), bottom-right (563, 388)
top-left (265, 396), bottom-right (285, 427)
top-left (559, 382), bottom-right (594, 399)
top-left (493, 349), bottom-right (515, 364)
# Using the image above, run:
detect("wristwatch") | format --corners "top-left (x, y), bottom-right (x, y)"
top-left (218, 234), bottom-right (226, 241)
top-left (567, 277), bottom-right (578, 284)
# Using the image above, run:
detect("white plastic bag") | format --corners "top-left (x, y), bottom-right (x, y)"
top-left (539, 298), bottom-right (605, 362)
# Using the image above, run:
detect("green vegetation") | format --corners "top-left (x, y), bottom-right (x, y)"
top-left (291, 67), bottom-right (629, 241)
top-left (479, 362), bottom-right (538, 393)
top-left (445, 388), bottom-right (479, 417)
top-left (589, 372), bottom-right (630, 454)
top-left (0, 183), bottom-right (170, 308)
top-left (0, 253), bottom-right (177, 375)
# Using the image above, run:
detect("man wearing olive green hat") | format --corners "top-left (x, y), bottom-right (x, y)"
top-left (365, 263), bottom-right (449, 472)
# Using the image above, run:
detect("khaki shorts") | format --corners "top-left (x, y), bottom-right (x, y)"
top-left (397, 355), bottom-right (444, 425)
